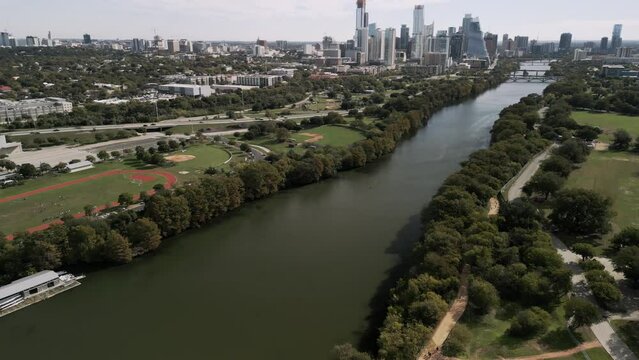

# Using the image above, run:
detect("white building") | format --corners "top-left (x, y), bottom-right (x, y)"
top-left (573, 49), bottom-right (588, 61)
top-left (0, 135), bottom-right (22, 155)
top-left (158, 84), bottom-right (213, 97)
top-left (268, 68), bottom-right (296, 77)
top-left (0, 98), bottom-right (73, 123)
top-left (0, 271), bottom-right (62, 311)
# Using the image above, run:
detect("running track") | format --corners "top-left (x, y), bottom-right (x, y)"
top-left (2, 170), bottom-right (178, 240)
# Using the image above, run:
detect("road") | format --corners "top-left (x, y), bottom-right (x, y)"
top-left (507, 146), bottom-right (637, 360)
top-left (2, 110), bottom-right (347, 137)
top-left (507, 145), bottom-right (556, 201)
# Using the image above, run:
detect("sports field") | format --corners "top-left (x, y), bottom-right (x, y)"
top-left (0, 170), bottom-right (173, 234)
top-left (565, 151), bottom-right (639, 241)
top-left (573, 111), bottom-right (639, 142)
top-left (248, 125), bottom-right (365, 154)
top-left (0, 144), bottom-right (231, 235)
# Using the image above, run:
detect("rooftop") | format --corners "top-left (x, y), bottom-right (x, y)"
top-left (0, 271), bottom-right (59, 300)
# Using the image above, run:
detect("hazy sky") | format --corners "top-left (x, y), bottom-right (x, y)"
top-left (2, 0), bottom-right (638, 42)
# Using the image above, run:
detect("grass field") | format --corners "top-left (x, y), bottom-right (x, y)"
top-left (0, 144), bottom-right (231, 234)
top-left (555, 347), bottom-right (612, 360)
top-left (565, 151), bottom-right (639, 245)
top-left (0, 171), bottom-right (165, 234)
top-left (573, 111), bottom-right (639, 142)
top-left (458, 303), bottom-right (593, 359)
top-left (611, 320), bottom-right (639, 357)
top-left (248, 125), bottom-right (365, 154)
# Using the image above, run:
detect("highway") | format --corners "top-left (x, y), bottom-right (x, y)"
top-left (2, 110), bottom-right (348, 137)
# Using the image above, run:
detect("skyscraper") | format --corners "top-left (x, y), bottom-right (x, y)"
top-left (0, 32), bottom-right (9, 47)
top-left (83, 34), bottom-right (92, 44)
top-left (514, 36), bottom-right (529, 53)
top-left (384, 28), bottom-right (397, 66)
top-left (484, 32), bottom-right (498, 61)
top-left (600, 37), bottom-right (608, 52)
top-left (449, 32), bottom-right (464, 61)
top-left (463, 15), bottom-right (489, 60)
top-left (400, 25), bottom-right (410, 51)
top-left (433, 30), bottom-right (450, 55)
top-left (132, 38), bottom-right (147, 53)
top-left (412, 5), bottom-right (425, 60)
top-left (611, 24), bottom-right (623, 50)
top-left (559, 33), bottom-right (572, 52)
top-left (355, 0), bottom-right (369, 64)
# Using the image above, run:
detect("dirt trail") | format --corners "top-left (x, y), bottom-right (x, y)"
top-left (488, 197), bottom-right (500, 216)
top-left (300, 133), bottom-right (324, 143)
top-left (418, 266), bottom-right (470, 360)
top-left (503, 341), bottom-right (602, 360)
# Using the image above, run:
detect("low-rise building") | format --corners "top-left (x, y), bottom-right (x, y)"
top-left (235, 75), bottom-right (283, 87)
top-left (602, 65), bottom-right (639, 78)
top-left (0, 135), bottom-right (22, 155)
top-left (0, 98), bottom-right (73, 123)
top-left (66, 160), bottom-right (94, 173)
top-left (158, 84), bottom-right (213, 97)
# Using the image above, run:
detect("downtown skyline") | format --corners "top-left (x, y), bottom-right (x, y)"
top-left (1, 0), bottom-right (639, 42)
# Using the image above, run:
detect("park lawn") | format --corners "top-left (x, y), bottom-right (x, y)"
top-left (0, 160), bottom-right (143, 198)
top-left (611, 320), bottom-right (639, 357)
top-left (293, 125), bottom-right (365, 147)
top-left (458, 304), bottom-right (582, 359)
top-left (0, 172), bottom-right (164, 234)
top-left (305, 97), bottom-right (341, 111)
top-left (554, 347), bottom-right (612, 360)
top-left (164, 145), bottom-right (231, 181)
top-left (565, 151), bottom-right (639, 247)
top-left (572, 111), bottom-right (639, 142)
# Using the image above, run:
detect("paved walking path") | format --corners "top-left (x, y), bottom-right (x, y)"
top-left (507, 145), bottom-right (556, 201)
top-left (418, 266), bottom-right (470, 360)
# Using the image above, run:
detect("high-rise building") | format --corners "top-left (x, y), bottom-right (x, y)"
top-left (368, 28), bottom-right (385, 63)
top-left (179, 39), bottom-right (193, 53)
top-left (400, 25), bottom-right (410, 51)
top-left (449, 32), bottom-right (464, 60)
top-left (132, 38), bottom-right (147, 52)
top-left (0, 32), bottom-right (9, 47)
top-left (167, 39), bottom-right (179, 53)
top-left (559, 33), bottom-right (572, 52)
top-left (355, 0), bottom-right (369, 64)
top-left (501, 34), bottom-right (509, 53)
top-left (83, 34), bottom-right (92, 44)
top-left (611, 24), bottom-right (623, 50)
top-left (412, 5), bottom-right (425, 60)
top-left (600, 37), bottom-right (609, 52)
top-left (617, 47), bottom-right (632, 58)
top-left (484, 32), bottom-right (498, 61)
top-left (384, 28), bottom-right (396, 66)
top-left (432, 30), bottom-right (450, 54)
top-left (275, 40), bottom-right (288, 50)
top-left (25, 36), bottom-right (40, 47)
top-left (514, 36), bottom-right (529, 53)
top-left (463, 15), bottom-right (489, 60)
top-left (48, 31), bottom-right (52, 41)
top-left (448, 27), bottom-right (456, 37)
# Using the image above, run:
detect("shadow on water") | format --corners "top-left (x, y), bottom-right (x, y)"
top-left (357, 213), bottom-right (424, 353)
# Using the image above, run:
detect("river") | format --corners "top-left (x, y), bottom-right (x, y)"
top-left (0, 77), bottom-right (548, 359)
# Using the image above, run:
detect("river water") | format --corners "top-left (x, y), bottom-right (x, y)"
top-left (0, 79), bottom-right (547, 359)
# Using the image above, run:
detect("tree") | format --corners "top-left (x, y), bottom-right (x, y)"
top-left (331, 344), bottom-right (372, 360)
top-left (442, 324), bottom-right (472, 357)
top-left (590, 282), bottom-right (622, 308)
top-left (97, 150), bottom-right (110, 161)
top-left (110, 150), bottom-right (121, 159)
top-left (237, 162), bottom-right (284, 201)
top-left (239, 143), bottom-right (251, 152)
top-left (540, 155), bottom-right (573, 178)
top-left (610, 227), bottom-right (639, 251)
top-left (610, 129), bottom-right (632, 151)
top-left (408, 291), bottom-right (449, 325)
top-left (554, 139), bottom-right (589, 163)
top-left (575, 126), bottom-right (602, 142)
top-left (118, 193), bottom-right (134, 206)
top-left (468, 278), bottom-right (499, 315)
top-left (145, 193), bottom-right (191, 236)
top-left (127, 218), bottom-right (162, 252)
top-left (18, 163), bottom-right (38, 178)
top-left (523, 171), bottom-right (565, 199)
top-left (0, 159), bottom-right (16, 171)
top-left (499, 199), bottom-right (543, 231)
top-left (275, 127), bottom-right (290, 143)
top-left (572, 243), bottom-right (596, 260)
top-left (100, 231), bottom-right (133, 264)
top-left (508, 307), bottom-right (552, 338)
top-left (613, 246), bottom-right (639, 288)
top-left (67, 225), bottom-right (99, 264)
top-left (550, 189), bottom-right (614, 236)
top-left (565, 297), bottom-right (601, 328)
top-left (84, 205), bottom-right (95, 217)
